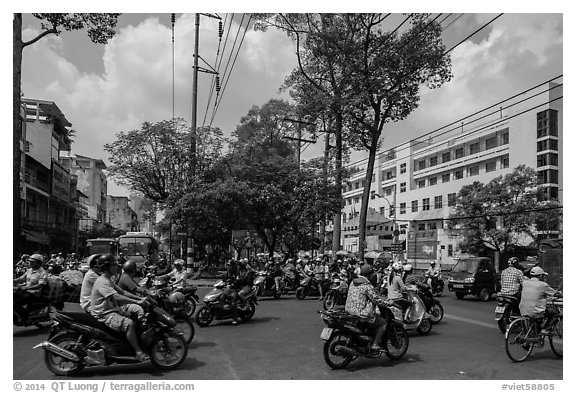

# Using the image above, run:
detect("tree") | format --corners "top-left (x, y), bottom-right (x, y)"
top-left (256, 14), bottom-right (452, 260)
top-left (14, 13), bottom-right (121, 256)
top-left (448, 165), bottom-right (562, 261)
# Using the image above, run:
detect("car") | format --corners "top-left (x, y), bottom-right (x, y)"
top-left (447, 257), bottom-right (498, 301)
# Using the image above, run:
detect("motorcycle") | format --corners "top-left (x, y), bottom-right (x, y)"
top-left (319, 305), bottom-right (409, 369)
top-left (33, 300), bottom-right (188, 376)
top-left (412, 277), bottom-right (444, 324)
top-left (389, 284), bottom-right (433, 335)
top-left (140, 274), bottom-right (199, 318)
top-left (13, 287), bottom-right (64, 328)
top-left (280, 270), bottom-right (300, 292)
top-left (296, 273), bottom-right (331, 300)
top-left (253, 271), bottom-right (282, 299)
top-left (195, 280), bottom-right (259, 327)
top-left (323, 274), bottom-right (349, 310)
top-left (495, 292), bottom-right (520, 333)
top-left (425, 274), bottom-right (445, 297)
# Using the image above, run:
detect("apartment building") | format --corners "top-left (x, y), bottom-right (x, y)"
top-left (340, 83), bottom-right (562, 267)
top-left (107, 196), bottom-right (139, 232)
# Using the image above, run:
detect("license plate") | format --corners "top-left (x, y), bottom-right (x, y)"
top-left (495, 306), bottom-right (505, 314)
top-left (320, 327), bottom-right (333, 340)
top-left (453, 284), bottom-right (464, 289)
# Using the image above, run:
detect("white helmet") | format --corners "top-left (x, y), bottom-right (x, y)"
top-left (403, 263), bottom-right (413, 272)
top-left (391, 261), bottom-right (402, 271)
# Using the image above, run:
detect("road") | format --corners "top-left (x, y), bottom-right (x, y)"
top-left (13, 288), bottom-right (562, 380)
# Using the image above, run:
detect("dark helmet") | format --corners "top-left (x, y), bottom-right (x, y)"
top-left (28, 254), bottom-right (44, 265)
top-left (168, 291), bottom-right (185, 304)
top-left (122, 260), bottom-right (137, 274)
top-left (95, 254), bottom-right (118, 271)
top-left (86, 253), bottom-right (103, 268)
top-left (507, 257), bottom-right (519, 267)
top-left (360, 264), bottom-right (373, 277)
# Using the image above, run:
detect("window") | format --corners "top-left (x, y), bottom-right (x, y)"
top-left (454, 169), bottom-right (464, 180)
top-left (429, 156), bottom-right (438, 167)
top-left (411, 200), bottom-right (418, 213)
top-left (486, 161), bottom-right (497, 172)
top-left (486, 136), bottom-right (497, 150)
top-left (428, 222), bottom-right (437, 230)
top-left (371, 191), bottom-right (376, 200)
top-left (400, 202), bottom-right (406, 214)
top-left (355, 182), bottom-right (359, 189)
top-left (537, 139), bottom-right (559, 152)
top-left (386, 171), bottom-right (395, 180)
top-left (354, 197), bottom-right (360, 204)
top-left (429, 177), bottom-right (437, 186)
top-left (448, 193), bottom-right (457, 207)
top-left (442, 173), bottom-right (450, 183)
top-left (448, 244), bottom-right (453, 257)
top-left (434, 195), bottom-right (442, 209)
top-left (385, 187), bottom-right (392, 196)
top-left (537, 109), bottom-right (559, 138)
top-left (418, 223), bottom-right (426, 231)
top-left (400, 163), bottom-right (406, 174)
top-left (390, 206), bottom-right (395, 217)
top-left (400, 182), bottom-right (406, 193)
top-left (537, 153), bottom-right (559, 167)
top-left (379, 206), bottom-right (385, 215)
top-left (469, 165), bottom-right (479, 176)
top-left (455, 147), bottom-right (464, 159)
top-left (501, 155), bottom-right (509, 169)
top-left (470, 142), bottom-right (480, 155)
top-left (501, 131), bottom-right (509, 145)
top-left (418, 179), bottom-right (426, 188)
top-left (418, 160), bottom-right (426, 170)
top-left (423, 198), bottom-right (430, 211)
top-left (442, 151), bottom-right (451, 163)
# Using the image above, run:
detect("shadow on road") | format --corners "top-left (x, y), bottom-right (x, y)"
top-left (61, 358), bottom-right (206, 378)
top-left (13, 327), bottom-right (50, 337)
top-left (342, 353), bottom-right (424, 372)
top-left (189, 340), bottom-right (217, 349)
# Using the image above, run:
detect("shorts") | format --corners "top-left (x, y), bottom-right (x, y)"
top-left (96, 304), bottom-right (144, 333)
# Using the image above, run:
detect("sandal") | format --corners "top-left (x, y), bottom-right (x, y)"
top-left (135, 352), bottom-right (149, 362)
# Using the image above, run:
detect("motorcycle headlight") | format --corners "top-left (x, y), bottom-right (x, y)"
top-left (464, 277), bottom-right (475, 283)
top-left (204, 293), bottom-right (219, 302)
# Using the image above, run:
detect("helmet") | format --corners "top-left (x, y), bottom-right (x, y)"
top-left (240, 258), bottom-right (248, 266)
top-left (21, 254), bottom-right (29, 260)
top-left (95, 254), bottom-right (118, 271)
top-left (391, 261), bottom-right (402, 271)
top-left (168, 291), bottom-right (186, 304)
top-left (122, 260), bottom-right (137, 274)
top-left (28, 254), bottom-right (44, 265)
top-left (286, 258), bottom-right (294, 264)
top-left (86, 254), bottom-right (102, 268)
top-left (360, 264), bottom-right (373, 277)
top-left (507, 257), bottom-right (519, 266)
top-left (530, 266), bottom-right (548, 276)
top-left (430, 261), bottom-right (436, 266)
top-left (403, 263), bottom-right (413, 272)
top-left (174, 259), bottom-right (185, 267)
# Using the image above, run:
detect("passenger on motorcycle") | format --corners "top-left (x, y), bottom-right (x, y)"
top-left (118, 260), bottom-right (148, 296)
top-left (13, 254), bottom-right (48, 317)
top-left (425, 261), bottom-right (440, 288)
top-left (228, 259), bottom-right (255, 325)
top-left (90, 254), bottom-right (149, 362)
top-left (80, 254), bottom-right (103, 312)
top-left (519, 266), bottom-right (561, 334)
top-left (500, 257), bottom-right (526, 299)
top-left (157, 259), bottom-right (188, 289)
top-left (387, 261), bottom-right (412, 319)
top-left (345, 264), bottom-right (391, 352)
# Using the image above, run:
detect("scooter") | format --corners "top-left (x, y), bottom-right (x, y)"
top-left (323, 274), bottom-right (349, 310)
top-left (139, 274), bottom-right (199, 317)
top-left (411, 277), bottom-right (444, 324)
top-left (427, 275), bottom-right (445, 297)
top-left (389, 285), bottom-right (432, 335)
top-left (13, 287), bottom-right (64, 328)
top-left (195, 280), bottom-right (259, 327)
top-left (495, 293), bottom-right (520, 333)
top-left (33, 300), bottom-right (188, 376)
top-left (253, 271), bottom-right (282, 299)
top-left (296, 273), bottom-right (331, 300)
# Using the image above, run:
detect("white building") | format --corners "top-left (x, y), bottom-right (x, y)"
top-left (339, 82), bottom-right (562, 268)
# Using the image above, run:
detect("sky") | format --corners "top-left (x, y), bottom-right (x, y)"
top-left (10, 7), bottom-right (564, 197)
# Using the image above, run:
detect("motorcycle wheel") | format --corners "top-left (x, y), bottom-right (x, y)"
top-left (549, 316), bottom-right (562, 358)
top-left (149, 332), bottom-right (188, 370)
top-left (296, 287), bottom-right (306, 300)
top-left (175, 318), bottom-right (195, 344)
top-left (416, 318), bottom-right (432, 335)
top-left (497, 308), bottom-right (511, 334)
top-left (505, 318), bottom-right (534, 362)
top-left (429, 303), bottom-right (444, 324)
top-left (44, 333), bottom-right (85, 376)
top-left (433, 286), bottom-right (444, 297)
top-left (384, 324), bottom-right (409, 360)
top-left (195, 306), bottom-right (214, 327)
top-left (479, 288), bottom-right (491, 302)
top-left (323, 292), bottom-right (337, 311)
top-left (183, 299), bottom-right (196, 318)
top-left (322, 333), bottom-right (355, 369)
top-left (239, 302), bottom-right (256, 321)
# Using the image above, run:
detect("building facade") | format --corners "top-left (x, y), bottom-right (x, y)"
top-left (106, 196), bottom-right (139, 232)
top-left (339, 83), bottom-right (562, 268)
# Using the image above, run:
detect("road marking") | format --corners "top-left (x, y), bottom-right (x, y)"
top-left (444, 313), bottom-right (496, 329)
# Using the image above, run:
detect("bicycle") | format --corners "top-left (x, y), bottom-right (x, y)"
top-left (505, 298), bottom-right (562, 362)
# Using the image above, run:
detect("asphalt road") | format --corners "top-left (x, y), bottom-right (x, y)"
top-left (13, 288), bottom-right (562, 381)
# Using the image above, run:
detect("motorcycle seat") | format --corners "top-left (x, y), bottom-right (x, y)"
top-left (59, 312), bottom-right (124, 336)
top-left (497, 294), bottom-right (519, 302)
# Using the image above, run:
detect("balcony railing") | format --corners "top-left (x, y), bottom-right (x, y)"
top-left (24, 173), bottom-right (50, 193)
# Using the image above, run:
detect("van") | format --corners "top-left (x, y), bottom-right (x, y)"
top-left (447, 257), bottom-right (498, 301)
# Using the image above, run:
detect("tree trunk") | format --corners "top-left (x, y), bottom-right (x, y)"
top-left (331, 112), bottom-right (343, 258)
top-left (358, 140), bottom-right (378, 263)
top-left (13, 14), bottom-right (23, 257)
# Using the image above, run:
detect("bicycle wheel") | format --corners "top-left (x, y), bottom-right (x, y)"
top-left (505, 318), bottom-right (534, 362)
top-left (549, 316), bottom-right (562, 358)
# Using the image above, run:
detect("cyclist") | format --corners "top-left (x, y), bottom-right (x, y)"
top-left (519, 266), bottom-right (561, 334)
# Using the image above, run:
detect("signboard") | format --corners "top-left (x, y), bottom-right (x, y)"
top-left (407, 230), bottom-right (438, 260)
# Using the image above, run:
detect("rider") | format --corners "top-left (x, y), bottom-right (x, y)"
top-left (345, 264), bottom-right (391, 352)
top-left (13, 254), bottom-right (48, 318)
top-left (425, 261), bottom-right (440, 288)
top-left (157, 259), bottom-right (188, 289)
top-left (268, 260), bottom-right (284, 293)
top-left (500, 257), bottom-right (526, 299)
top-left (387, 261), bottom-right (412, 320)
top-left (314, 258), bottom-right (327, 300)
top-left (79, 254), bottom-right (102, 313)
top-left (118, 260), bottom-right (148, 296)
top-left (90, 254), bottom-right (149, 362)
top-left (519, 266), bottom-right (561, 334)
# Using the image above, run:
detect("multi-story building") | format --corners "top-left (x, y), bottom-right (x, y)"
top-left (340, 82), bottom-right (562, 268)
top-left (20, 98), bottom-right (77, 252)
top-left (59, 153), bottom-right (108, 229)
top-left (106, 195), bottom-right (139, 232)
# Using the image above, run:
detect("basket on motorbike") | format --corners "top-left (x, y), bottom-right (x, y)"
top-left (43, 276), bottom-right (65, 302)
